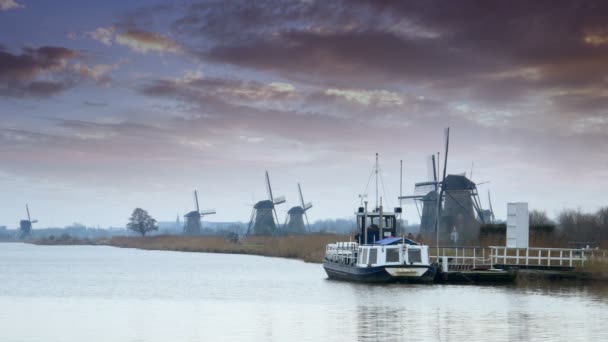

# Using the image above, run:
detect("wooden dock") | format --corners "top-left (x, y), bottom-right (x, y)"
top-left (430, 246), bottom-right (607, 283)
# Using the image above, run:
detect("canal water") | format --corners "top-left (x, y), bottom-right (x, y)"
top-left (1, 243), bottom-right (607, 342)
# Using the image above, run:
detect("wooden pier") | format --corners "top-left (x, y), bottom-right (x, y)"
top-left (430, 246), bottom-right (607, 282)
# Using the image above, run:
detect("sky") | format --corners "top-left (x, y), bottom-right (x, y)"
top-left (1, 0), bottom-right (608, 228)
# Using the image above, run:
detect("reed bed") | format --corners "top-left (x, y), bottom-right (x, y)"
top-left (106, 234), bottom-right (348, 263)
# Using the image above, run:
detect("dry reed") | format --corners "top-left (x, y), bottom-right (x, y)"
top-left (106, 234), bottom-right (348, 263)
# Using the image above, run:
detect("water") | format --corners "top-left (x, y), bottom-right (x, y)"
top-left (1, 243), bottom-right (607, 342)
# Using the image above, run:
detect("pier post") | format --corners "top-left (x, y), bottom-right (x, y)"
top-left (473, 248), bottom-right (476, 268)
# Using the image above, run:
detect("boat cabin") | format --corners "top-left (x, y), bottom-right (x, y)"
top-left (355, 205), bottom-right (402, 244)
top-left (356, 238), bottom-right (429, 267)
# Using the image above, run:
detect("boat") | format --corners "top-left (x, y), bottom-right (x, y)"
top-left (323, 206), bottom-right (437, 283)
top-left (323, 154), bottom-right (437, 283)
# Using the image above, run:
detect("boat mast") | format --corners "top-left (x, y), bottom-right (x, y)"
top-left (436, 151), bottom-right (440, 254)
top-left (375, 152), bottom-right (379, 211)
top-left (379, 197), bottom-right (383, 240)
top-left (399, 159), bottom-right (403, 235)
top-left (399, 160), bottom-right (403, 207)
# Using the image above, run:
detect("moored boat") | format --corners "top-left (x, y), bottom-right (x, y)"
top-left (323, 204), bottom-right (437, 283)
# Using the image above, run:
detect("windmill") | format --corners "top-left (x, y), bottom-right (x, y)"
top-left (399, 128), bottom-right (490, 243)
top-left (183, 190), bottom-right (216, 235)
top-left (437, 128), bottom-right (492, 242)
top-left (399, 154), bottom-right (439, 234)
top-left (284, 183), bottom-right (313, 234)
top-left (18, 204), bottom-right (37, 239)
top-left (246, 171), bottom-right (286, 235)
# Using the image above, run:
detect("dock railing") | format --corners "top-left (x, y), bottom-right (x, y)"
top-left (489, 246), bottom-right (608, 268)
top-left (429, 246), bottom-right (493, 269)
top-left (430, 246), bottom-right (608, 269)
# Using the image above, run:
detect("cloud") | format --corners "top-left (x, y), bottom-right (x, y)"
top-left (0, 46), bottom-right (80, 97)
top-left (0, 0), bottom-right (23, 11)
top-left (72, 59), bottom-right (126, 85)
top-left (324, 88), bottom-right (403, 106)
top-left (116, 29), bottom-right (181, 54)
top-left (0, 45), bottom-right (127, 97)
top-left (88, 26), bottom-right (181, 55)
top-left (140, 73), bottom-right (297, 106)
top-left (87, 27), bottom-right (115, 46)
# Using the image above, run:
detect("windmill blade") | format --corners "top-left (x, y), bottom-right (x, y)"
top-left (303, 202), bottom-right (313, 210)
top-left (26, 204), bottom-right (31, 222)
top-left (265, 171), bottom-right (274, 203)
top-left (246, 208), bottom-right (255, 235)
top-left (304, 210), bottom-right (310, 231)
top-left (414, 182), bottom-right (437, 196)
top-left (194, 190), bottom-right (200, 212)
top-left (470, 161), bottom-right (474, 180)
top-left (488, 190), bottom-right (495, 222)
top-left (442, 127), bottom-right (450, 183)
top-left (31, 220), bottom-right (38, 224)
top-left (273, 195), bottom-right (286, 205)
top-left (298, 183), bottom-right (305, 209)
top-left (200, 209), bottom-right (216, 215)
top-left (426, 155), bottom-right (437, 183)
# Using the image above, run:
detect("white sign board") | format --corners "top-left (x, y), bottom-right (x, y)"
top-left (506, 203), bottom-right (529, 248)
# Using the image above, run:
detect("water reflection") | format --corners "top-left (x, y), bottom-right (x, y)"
top-left (1, 243), bottom-right (607, 342)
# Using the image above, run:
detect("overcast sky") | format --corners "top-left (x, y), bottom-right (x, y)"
top-left (1, 0), bottom-right (607, 228)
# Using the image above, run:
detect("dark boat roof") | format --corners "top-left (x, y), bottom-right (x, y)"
top-left (374, 237), bottom-right (419, 246)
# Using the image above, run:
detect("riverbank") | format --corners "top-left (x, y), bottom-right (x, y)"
top-left (32, 234), bottom-right (347, 263)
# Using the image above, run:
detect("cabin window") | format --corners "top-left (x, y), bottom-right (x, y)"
top-left (408, 249), bottom-right (422, 263)
top-left (368, 248), bottom-right (378, 264)
top-left (360, 248), bottom-right (368, 264)
top-left (386, 248), bottom-right (400, 263)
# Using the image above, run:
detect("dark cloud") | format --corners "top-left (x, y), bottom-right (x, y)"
top-left (158, 0), bottom-right (608, 119)
top-left (0, 46), bottom-right (79, 97)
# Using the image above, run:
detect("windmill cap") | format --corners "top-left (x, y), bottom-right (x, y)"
top-left (443, 175), bottom-right (476, 191)
top-left (184, 210), bottom-right (201, 217)
top-left (288, 206), bottom-right (305, 214)
top-left (254, 200), bottom-right (274, 209)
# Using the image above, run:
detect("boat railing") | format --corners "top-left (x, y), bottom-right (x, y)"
top-left (325, 242), bottom-right (359, 265)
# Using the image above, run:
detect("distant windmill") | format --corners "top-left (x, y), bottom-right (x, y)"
top-left (400, 128), bottom-right (492, 243)
top-left (183, 190), bottom-right (216, 235)
top-left (399, 154), bottom-right (439, 233)
top-left (18, 204), bottom-right (37, 239)
top-left (284, 183), bottom-right (313, 234)
top-left (246, 171), bottom-right (286, 235)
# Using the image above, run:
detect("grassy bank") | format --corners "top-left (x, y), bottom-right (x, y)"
top-left (32, 234), bottom-right (347, 263)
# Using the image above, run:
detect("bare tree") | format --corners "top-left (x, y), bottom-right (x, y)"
top-left (127, 208), bottom-right (158, 237)
top-left (529, 209), bottom-right (553, 226)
